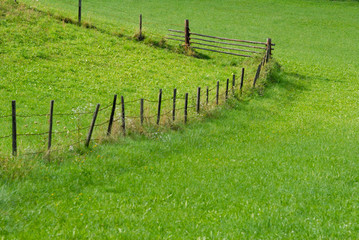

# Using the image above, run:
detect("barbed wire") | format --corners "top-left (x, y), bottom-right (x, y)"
top-left (0, 114), bottom-right (11, 119)
top-left (0, 135), bottom-right (12, 140)
top-left (17, 132), bottom-right (49, 137)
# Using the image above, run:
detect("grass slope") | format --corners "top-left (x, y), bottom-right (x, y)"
top-left (1, 0), bottom-right (359, 239)
top-left (0, 0), bottom-right (252, 155)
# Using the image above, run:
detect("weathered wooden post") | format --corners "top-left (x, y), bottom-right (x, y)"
top-left (253, 64), bottom-right (262, 87)
top-left (184, 19), bottom-right (190, 50)
top-left (225, 78), bottom-right (229, 100)
top-left (266, 38), bottom-right (272, 62)
top-left (140, 98), bottom-right (144, 125)
top-left (240, 68), bottom-right (245, 95)
top-left (107, 94), bottom-right (117, 136)
top-left (139, 14), bottom-right (143, 40)
top-left (232, 74), bottom-right (236, 94)
top-left (184, 93), bottom-right (188, 123)
top-left (121, 96), bottom-right (126, 136)
top-left (48, 100), bottom-right (54, 155)
top-left (172, 88), bottom-right (177, 121)
top-left (216, 81), bottom-right (219, 105)
top-left (12, 101), bottom-right (17, 156)
top-left (156, 89), bottom-right (162, 125)
top-left (196, 87), bottom-right (201, 113)
top-left (78, 0), bottom-right (82, 25)
top-left (206, 86), bottom-right (209, 105)
top-left (85, 104), bottom-right (100, 147)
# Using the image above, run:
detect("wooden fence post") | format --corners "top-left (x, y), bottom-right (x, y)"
top-left (140, 98), bottom-right (144, 125)
top-left (156, 89), bottom-right (162, 125)
top-left (172, 88), bottom-right (177, 121)
top-left (196, 87), bottom-right (201, 113)
top-left (206, 86), bottom-right (209, 105)
top-left (78, 0), bottom-right (82, 24)
top-left (232, 74), bottom-right (236, 94)
top-left (185, 19), bottom-right (190, 49)
top-left (266, 38), bottom-right (272, 62)
top-left (240, 68), bottom-right (245, 95)
top-left (47, 100), bottom-right (54, 155)
top-left (225, 78), bottom-right (229, 100)
top-left (139, 14), bottom-right (143, 40)
top-left (216, 81), bottom-right (219, 105)
top-left (253, 64), bottom-right (262, 87)
top-left (12, 100), bottom-right (17, 157)
top-left (184, 93), bottom-right (188, 123)
top-left (85, 104), bottom-right (100, 147)
top-left (107, 94), bottom-right (117, 136)
top-left (121, 96), bottom-right (126, 136)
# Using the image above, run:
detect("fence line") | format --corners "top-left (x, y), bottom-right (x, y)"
top-left (0, 5), bottom-right (273, 159)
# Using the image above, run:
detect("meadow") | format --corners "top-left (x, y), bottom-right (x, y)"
top-left (1, 0), bottom-right (359, 238)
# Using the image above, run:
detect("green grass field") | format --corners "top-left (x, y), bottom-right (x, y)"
top-left (1, 0), bottom-right (359, 238)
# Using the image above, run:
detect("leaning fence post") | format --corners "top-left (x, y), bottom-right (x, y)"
top-left (156, 89), bottom-right (162, 125)
top-left (140, 98), bottom-right (144, 125)
top-left (225, 78), bottom-right (229, 100)
top-left (78, 0), bottom-right (82, 24)
top-left (266, 38), bottom-right (272, 62)
top-left (216, 81), bottom-right (219, 105)
top-left (85, 104), bottom-right (100, 147)
top-left (184, 93), bottom-right (188, 123)
top-left (107, 94), bottom-right (117, 136)
top-left (12, 100), bottom-right (17, 157)
top-left (196, 87), bottom-right (201, 113)
top-left (172, 88), bottom-right (177, 121)
top-left (253, 64), bottom-right (262, 88)
top-left (206, 86), bottom-right (209, 105)
top-left (47, 100), bottom-right (54, 156)
top-left (185, 19), bottom-right (190, 49)
top-left (121, 96), bottom-right (126, 136)
top-left (240, 68), bottom-right (245, 95)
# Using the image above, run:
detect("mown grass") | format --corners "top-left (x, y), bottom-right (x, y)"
top-left (1, 0), bottom-right (359, 239)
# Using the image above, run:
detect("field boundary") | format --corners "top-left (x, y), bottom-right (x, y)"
top-left (0, 1), bottom-right (274, 159)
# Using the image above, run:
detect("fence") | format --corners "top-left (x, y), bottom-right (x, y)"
top-left (0, 55), bottom-right (272, 159)
top-left (1, 2), bottom-right (274, 159)
top-left (166, 20), bottom-right (275, 58)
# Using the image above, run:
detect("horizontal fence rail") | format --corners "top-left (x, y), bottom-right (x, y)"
top-left (167, 20), bottom-right (274, 58)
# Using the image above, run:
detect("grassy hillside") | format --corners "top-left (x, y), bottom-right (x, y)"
top-left (1, 0), bottom-right (359, 239)
top-left (0, 0), bottom-right (259, 156)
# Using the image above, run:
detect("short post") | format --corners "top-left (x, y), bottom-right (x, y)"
top-left (225, 78), bottom-right (229, 100)
top-left (266, 38), bottom-right (272, 62)
top-left (11, 100), bottom-right (17, 157)
top-left (232, 74), bottom-right (236, 94)
top-left (107, 94), bottom-right (117, 136)
top-left (253, 64), bottom-right (262, 88)
top-left (139, 14), bottom-right (143, 40)
top-left (85, 104), bottom-right (100, 147)
top-left (206, 86), bottom-right (209, 105)
top-left (78, 0), bottom-right (82, 25)
top-left (216, 81), bottom-right (219, 105)
top-left (196, 87), bottom-right (201, 113)
top-left (184, 93), bottom-right (188, 123)
top-left (121, 96), bottom-right (126, 136)
top-left (240, 68), bottom-right (245, 95)
top-left (184, 19), bottom-right (190, 50)
top-left (156, 89), bottom-right (162, 125)
top-left (47, 100), bottom-right (54, 154)
top-left (172, 88), bottom-right (177, 121)
top-left (140, 98), bottom-right (144, 125)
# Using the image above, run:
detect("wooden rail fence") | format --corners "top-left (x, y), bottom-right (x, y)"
top-left (166, 19), bottom-right (274, 58)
